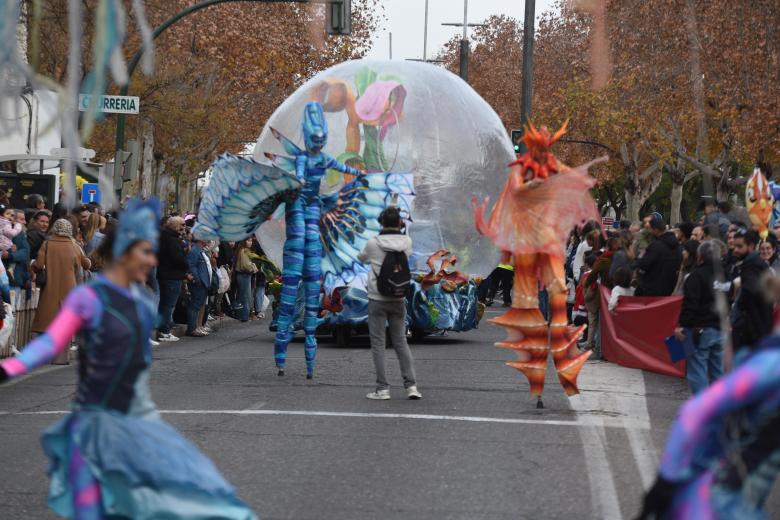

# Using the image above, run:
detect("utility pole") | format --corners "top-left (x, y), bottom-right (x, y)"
top-left (460, 0), bottom-right (469, 81)
top-left (389, 32), bottom-right (393, 59)
top-left (520, 0), bottom-right (535, 131)
top-left (442, 0), bottom-right (484, 83)
top-left (423, 0), bottom-right (429, 62)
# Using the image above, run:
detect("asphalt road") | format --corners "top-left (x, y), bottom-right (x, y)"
top-left (0, 307), bottom-right (777, 519)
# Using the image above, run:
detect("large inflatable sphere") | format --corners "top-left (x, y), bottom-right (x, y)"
top-left (253, 59), bottom-right (514, 275)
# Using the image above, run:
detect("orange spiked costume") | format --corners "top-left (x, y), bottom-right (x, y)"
top-left (473, 122), bottom-right (607, 401)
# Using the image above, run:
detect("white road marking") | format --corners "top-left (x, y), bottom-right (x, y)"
top-left (0, 408), bottom-right (655, 429)
top-left (569, 360), bottom-right (661, 519)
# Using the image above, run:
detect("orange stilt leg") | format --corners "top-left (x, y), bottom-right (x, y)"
top-left (540, 254), bottom-right (591, 396)
top-left (489, 254), bottom-right (548, 396)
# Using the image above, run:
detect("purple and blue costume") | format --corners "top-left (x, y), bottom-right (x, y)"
top-left (641, 337), bottom-right (780, 519)
top-left (0, 200), bottom-right (256, 520)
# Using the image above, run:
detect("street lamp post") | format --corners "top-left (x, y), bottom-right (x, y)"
top-left (520, 0), bottom-right (535, 131)
top-left (423, 0), bottom-right (429, 62)
top-left (442, 0), bottom-right (485, 83)
top-left (113, 0), bottom-right (338, 188)
top-left (460, 0), bottom-right (469, 81)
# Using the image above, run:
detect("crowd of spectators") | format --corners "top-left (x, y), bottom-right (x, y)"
top-left (0, 193), bottom-right (279, 360)
top-left (564, 199), bottom-right (776, 395)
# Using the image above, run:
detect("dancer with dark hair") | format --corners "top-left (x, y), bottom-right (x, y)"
top-left (0, 199), bottom-right (256, 520)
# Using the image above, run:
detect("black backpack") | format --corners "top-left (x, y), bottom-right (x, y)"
top-left (376, 249), bottom-right (411, 297)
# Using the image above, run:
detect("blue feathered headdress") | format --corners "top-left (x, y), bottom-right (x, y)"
top-left (114, 198), bottom-right (162, 259)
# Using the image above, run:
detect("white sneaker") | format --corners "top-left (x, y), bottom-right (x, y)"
top-left (158, 333), bottom-right (180, 342)
top-left (366, 389), bottom-right (391, 400)
top-left (202, 326), bottom-right (214, 333)
top-left (196, 327), bottom-right (211, 336)
top-left (150, 338), bottom-right (160, 346)
top-left (406, 386), bottom-right (422, 400)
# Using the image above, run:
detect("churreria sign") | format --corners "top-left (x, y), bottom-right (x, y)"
top-left (78, 94), bottom-right (140, 115)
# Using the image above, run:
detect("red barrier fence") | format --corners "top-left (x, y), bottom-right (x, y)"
top-left (599, 286), bottom-right (686, 378)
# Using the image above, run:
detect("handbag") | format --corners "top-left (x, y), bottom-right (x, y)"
top-left (35, 242), bottom-right (48, 289)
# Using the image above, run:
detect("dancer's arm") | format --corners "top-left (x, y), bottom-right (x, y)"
top-left (0, 285), bottom-right (100, 381)
top-left (326, 156), bottom-right (362, 177)
top-left (659, 347), bottom-right (780, 481)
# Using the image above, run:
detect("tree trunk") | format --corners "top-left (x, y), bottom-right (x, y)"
top-left (625, 194), bottom-right (643, 223)
top-left (670, 182), bottom-right (684, 225)
top-left (141, 119), bottom-right (154, 198)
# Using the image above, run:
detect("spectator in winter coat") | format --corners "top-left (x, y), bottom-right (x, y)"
top-left (156, 216), bottom-right (189, 342)
top-left (8, 210), bottom-right (30, 294)
top-left (731, 229), bottom-right (773, 361)
top-left (0, 205), bottom-right (22, 255)
top-left (31, 219), bottom-right (91, 364)
top-left (608, 231), bottom-right (633, 280)
top-left (673, 240), bottom-right (701, 295)
top-left (186, 239), bottom-right (216, 337)
top-left (358, 207), bottom-right (421, 400)
top-left (634, 215), bottom-right (682, 297)
top-left (27, 210), bottom-right (50, 260)
top-left (702, 198), bottom-right (731, 240)
top-left (759, 239), bottom-right (780, 274)
top-left (82, 212), bottom-right (106, 256)
top-left (675, 240), bottom-right (726, 394)
top-left (572, 221), bottom-right (599, 282)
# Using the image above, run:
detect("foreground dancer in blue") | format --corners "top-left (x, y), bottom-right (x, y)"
top-left (0, 199), bottom-right (256, 520)
top-left (269, 102), bottom-right (361, 378)
top-left (638, 331), bottom-right (780, 519)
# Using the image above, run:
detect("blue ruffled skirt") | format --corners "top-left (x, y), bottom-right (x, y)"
top-left (41, 409), bottom-right (257, 519)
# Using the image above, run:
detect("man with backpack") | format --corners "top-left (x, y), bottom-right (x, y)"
top-left (357, 206), bottom-right (422, 400)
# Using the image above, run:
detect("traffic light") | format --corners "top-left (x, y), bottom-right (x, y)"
top-left (326, 0), bottom-right (351, 35)
top-left (511, 129), bottom-right (523, 154)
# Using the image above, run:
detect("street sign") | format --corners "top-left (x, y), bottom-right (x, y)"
top-left (50, 147), bottom-right (96, 162)
top-left (81, 183), bottom-right (101, 204)
top-left (78, 94), bottom-right (140, 114)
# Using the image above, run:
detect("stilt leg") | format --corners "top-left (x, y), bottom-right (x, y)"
top-left (541, 254), bottom-right (591, 396)
top-left (490, 254), bottom-right (548, 397)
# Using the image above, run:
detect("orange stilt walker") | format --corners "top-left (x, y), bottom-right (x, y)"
top-left (473, 122), bottom-right (607, 407)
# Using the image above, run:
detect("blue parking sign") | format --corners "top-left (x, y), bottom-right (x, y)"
top-left (81, 183), bottom-right (101, 204)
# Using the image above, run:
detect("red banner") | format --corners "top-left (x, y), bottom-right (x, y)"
top-left (599, 286), bottom-right (686, 378)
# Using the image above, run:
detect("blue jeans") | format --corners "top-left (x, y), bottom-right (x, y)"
top-left (235, 273), bottom-right (252, 322)
top-left (186, 283), bottom-right (208, 334)
top-left (685, 327), bottom-right (723, 394)
top-left (157, 279), bottom-right (182, 334)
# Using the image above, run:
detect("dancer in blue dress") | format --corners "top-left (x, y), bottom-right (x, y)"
top-left (0, 199), bottom-right (256, 520)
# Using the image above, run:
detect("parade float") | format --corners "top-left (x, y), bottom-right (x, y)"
top-left (253, 60), bottom-right (513, 344)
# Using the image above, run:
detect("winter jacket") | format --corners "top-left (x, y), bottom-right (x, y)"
top-left (157, 228), bottom-right (188, 281)
top-left (0, 218), bottom-right (22, 252)
top-left (187, 244), bottom-right (214, 289)
top-left (731, 251), bottom-right (773, 350)
top-left (608, 249), bottom-right (630, 280)
top-left (27, 229), bottom-right (46, 260)
top-left (678, 263), bottom-right (720, 329)
top-left (635, 231), bottom-right (682, 297)
top-left (357, 230), bottom-right (413, 301)
top-left (8, 230), bottom-right (30, 288)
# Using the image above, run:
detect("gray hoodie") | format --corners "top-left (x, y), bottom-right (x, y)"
top-left (358, 232), bottom-right (413, 301)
